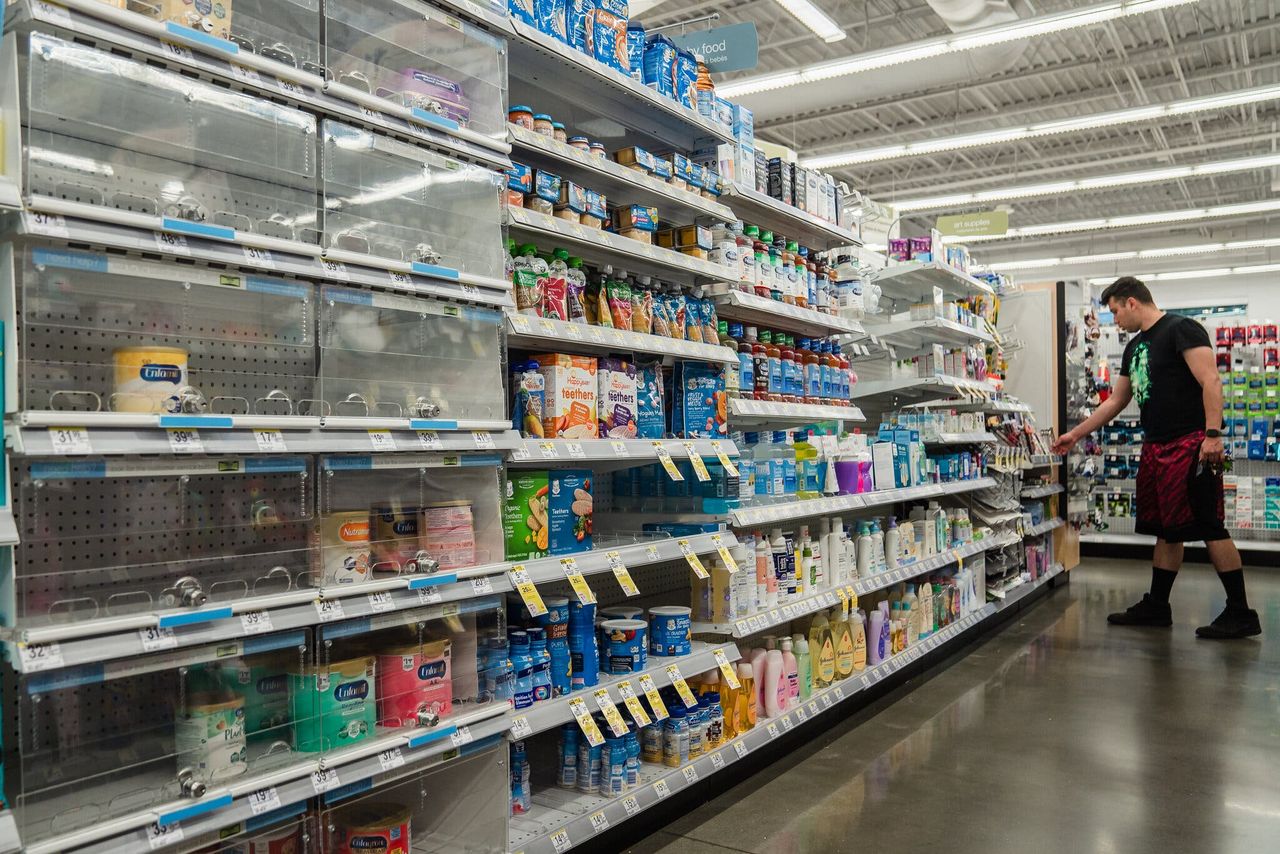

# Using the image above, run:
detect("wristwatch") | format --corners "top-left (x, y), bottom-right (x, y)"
top-left (1205, 429), bottom-right (1222, 438)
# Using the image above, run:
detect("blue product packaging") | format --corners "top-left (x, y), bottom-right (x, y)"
top-left (678, 362), bottom-right (727, 438)
top-left (534, 170), bottom-right (562, 204)
top-left (535, 0), bottom-right (568, 41)
top-left (674, 49), bottom-right (697, 109)
top-left (643, 35), bottom-right (677, 99)
top-left (652, 157), bottom-right (672, 180)
top-left (597, 0), bottom-right (627, 15)
top-left (549, 469), bottom-right (592, 555)
top-left (589, 7), bottom-right (629, 73)
top-left (584, 189), bottom-right (608, 221)
top-left (567, 0), bottom-right (592, 51)
top-left (509, 0), bottom-right (535, 26)
top-left (648, 606), bottom-right (692, 656)
top-left (568, 600), bottom-right (599, 688)
top-left (507, 162), bottom-right (533, 193)
top-left (626, 22), bottom-right (646, 80)
top-left (558, 724), bottom-right (579, 787)
top-left (600, 619), bottom-right (646, 673)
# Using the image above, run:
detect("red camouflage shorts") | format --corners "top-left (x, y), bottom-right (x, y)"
top-left (1135, 429), bottom-right (1228, 544)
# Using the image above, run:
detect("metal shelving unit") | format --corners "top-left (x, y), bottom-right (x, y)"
top-left (928, 432), bottom-right (998, 445)
top-left (505, 314), bottom-right (738, 363)
top-left (717, 182), bottom-right (862, 251)
top-left (860, 316), bottom-right (994, 352)
top-left (728, 477), bottom-right (996, 528)
top-left (1021, 483), bottom-right (1066, 499)
top-left (873, 261), bottom-right (995, 304)
top-left (710, 289), bottom-right (867, 338)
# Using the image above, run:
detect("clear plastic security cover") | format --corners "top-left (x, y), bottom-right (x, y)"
top-left (24, 33), bottom-right (319, 243)
top-left (321, 121), bottom-right (505, 277)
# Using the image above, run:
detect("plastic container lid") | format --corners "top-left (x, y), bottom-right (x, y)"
top-left (533, 113), bottom-right (553, 121)
top-left (568, 135), bottom-right (589, 144)
top-left (649, 605), bottom-right (692, 617)
top-left (552, 121), bottom-right (566, 129)
top-left (600, 606), bottom-right (644, 620)
top-left (601, 618), bottom-right (647, 633)
top-left (509, 105), bottom-right (533, 114)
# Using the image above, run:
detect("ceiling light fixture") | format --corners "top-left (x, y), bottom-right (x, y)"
top-left (986, 238), bottom-right (1280, 271)
top-left (802, 82), bottom-right (1280, 169)
top-left (890, 153), bottom-right (1280, 212)
top-left (949, 198), bottom-right (1280, 243)
top-left (1085, 263), bottom-right (1280, 285)
top-left (772, 0), bottom-right (846, 43)
top-left (720, 0), bottom-right (1198, 98)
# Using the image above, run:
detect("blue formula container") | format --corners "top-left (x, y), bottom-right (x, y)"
top-left (626, 23), bottom-right (646, 81)
top-left (642, 35), bottom-right (676, 100)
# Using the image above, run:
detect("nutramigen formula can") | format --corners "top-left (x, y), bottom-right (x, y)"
top-left (290, 656), bottom-right (376, 753)
top-left (177, 692), bottom-right (248, 783)
top-left (319, 511), bottom-right (372, 586)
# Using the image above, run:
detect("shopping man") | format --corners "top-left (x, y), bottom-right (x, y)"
top-left (1053, 277), bottom-right (1261, 638)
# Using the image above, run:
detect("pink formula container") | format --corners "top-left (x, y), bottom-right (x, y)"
top-left (376, 638), bottom-right (452, 728)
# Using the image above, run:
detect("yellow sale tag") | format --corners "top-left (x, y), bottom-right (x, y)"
top-left (678, 539), bottom-right (709, 579)
top-left (837, 587), bottom-right (850, 612)
top-left (653, 442), bottom-right (684, 481)
top-left (508, 565), bottom-right (547, 617)
top-left (713, 649), bottom-right (741, 689)
top-left (637, 673), bottom-right (669, 720)
top-left (567, 697), bottom-right (605, 746)
top-left (682, 442), bottom-right (711, 482)
top-left (606, 550), bottom-right (640, 596)
top-left (709, 440), bottom-right (739, 477)
top-left (561, 557), bottom-right (596, 605)
top-left (615, 680), bottom-right (652, 727)
top-left (665, 663), bottom-right (698, 708)
top-left (711, 534), bottom-right (738, 573)
top-left (957, 554), bottom-right (964, 571)
top-left (593, 688), bottom-right (629, 737)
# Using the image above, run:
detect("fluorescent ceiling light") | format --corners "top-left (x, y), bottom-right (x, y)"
top-left (720, 0), bottom-right (1198, 98)
top-left (950, 198), bottom-right (1280, 243)
top-left (772, 0), bottom-right (846, 43)
top-left (802, 82), bottom-right (1280, 169)
top-left (1086, 263), bottom-right (1280, 285)
top-left (988, 237), bottom-right (1280, 271)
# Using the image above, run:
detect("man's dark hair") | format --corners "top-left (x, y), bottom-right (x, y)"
top-left (1100, 276), bottom-right (1155, 307)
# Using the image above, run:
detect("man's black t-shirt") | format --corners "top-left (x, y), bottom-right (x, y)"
top-left (1119, 313), bottom-right (1212, 442)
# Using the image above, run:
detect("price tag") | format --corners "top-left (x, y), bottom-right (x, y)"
top-left (510, 443), bottom-right (531, 461)
top-left (593, 688), bottom-right (629, 737)
top-left (539, 441), bottom-right (559, 459)
top-left (321, 258), bottom-right (350, 280)
top-left (589, 811), bottom-right (610, 834)
top-left (48, 426), bottom-right (92, 455)
top-left (471, 576), bottom-right (495, 596)
top-left (605, 551), bottom-right (640, 597)
top-left (472, 431), bottom-right (496, 450)
top-left (18, 642), bottom-right (64, 672)
top-left (622, 795), bottom-right (641, 816)
top-left (711, 535), bottom-right (738, 573)
top-left (587, 326), bottom-right (604, 343)
top-left (510, 715), bottom-right (533, 738)
top-left (653, 442), bottom-right (684, 481)
top-left (682, 442), bottom-right (711, 482)
top-left (161, 39), bottom-right (194, 60)
top-left (509, 565), bottom-right (547, 617)
top-left (735, 619), bottom-right (749, 635)
top-left (389, 270), bottom-right (413, 287)
top-left (560, 557), bottom-right (595, 605)
top-left (154, 229), bottom-right (191, 254)
top-left (139, 625), bottom-right (177, 652)
top-left (31, 211), bottom-right (70, 238)
top-left (239, 611), bottom-right (273, 635)
top-left (733, 740), bottom-right (749, 759)
top-left (563, 324), bottom-right (582, 340)
top-left (615, 680), bottom-right (652, 726)
top-left (377, 748), bottom-right (405, 771)
top-left (665, 663), bottom-right (697, 708)
top-left (230, 62), bottom-right (262, 84)
top-left (360, 106), bottom-right (384, 122)
top-left (247, 786), bottom-right (281, 816)
top-left (781, 716), bottom-right (794, 731)
top-left (713, 649), bottom-right (741, 689)
top-left (243, 246), bottom-right (275, 268)
top-left (710, 751), bottom-right (725, 770)
top-left (822, 693), bottom-right (833, 708)
top-left (368, 430), bottom-right (397, 451)
top-left (835, 687), bottom-right (845, 701)
top-left (417, 587), bottom-right (443, 605)
top-left (768, 610), bottom-right (781, 625)
top-left (567, 697), bottom-right (605, 747)
top-left (367, 591), bottom-right (395, 613)
top-left (253, 429), bottom-right (287, 452)
top-left (167, 428), bottom-right (203, 454)
top-left (637, 673), bottom-right (669, 721)
top-left (549, 830), bottom-right (571, 853)
top-left (611, 440), bottom-right (629, 456)
top-left (147, 821), bottom-right (183, 850)
top-left (766, 723), bottom-right (780, 740)
top-left (314, 598), bottom-right (345, 622)
top-left (566, 442), bottom-right (586, 459)
top-left (795, 706), bottom-right (808, 722)
top-left (683, 765), bottom-right (699, 784)
top-left (645, 544), bottom-right (661, 564)
top-left (418, 431), bottom-right (444, 451)
top-left (311, 767), bottom-right (340, 793)
top-left (782, 605), bottom-right (794, 619)
top-left (653, 779), bottom-right (671, 799)
top-left (450, 725), bottom-right (474, 747)
top-left (709, 440), bottom-right (739, 477)
top-left (678, 539), bottom-right (709, 579)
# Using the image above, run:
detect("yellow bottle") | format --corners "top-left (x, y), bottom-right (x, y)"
top-left (721, 680), bottom-right (739, 740)
top-left (736, 662), bottom-right (757, 730)
top-left (852, 610), bottom-right (867, 671)
top-left (831, 605), bottom-right (855, 681)
top-left (809, 613), bottom-right (836, 689)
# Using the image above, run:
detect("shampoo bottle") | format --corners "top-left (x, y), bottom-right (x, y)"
top-left (793, 635), bottom-right (812, 699)
top-left (809, 613), bottom-right (835, 689)
top-left (737, 662), bottom-right (757, 730)
top-left (831, 605), bottom-right (854, 680)
top-left (884, 516), bottom-right (899, 571)
top-left (867, 607), bottom-right (885, 666)
top-left (899, 517), bottom-right (914, 564)
top-left (763, 649), bottom-right (786, 717)
top-left (780, 637), bottom-right (799, 707)
top-left (856, 521), bottom-right (872, 578)
top-left (852, 610), bottom-right (867, 671)
top-left (879, 602), bottom-right (892, 661)
top-left (770, 528), bottom-right (787, 605)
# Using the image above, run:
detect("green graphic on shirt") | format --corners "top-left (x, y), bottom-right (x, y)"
top-left (1131, 341), bottom-right (1151, 406)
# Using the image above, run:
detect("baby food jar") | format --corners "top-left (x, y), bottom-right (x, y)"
top-left (533, 113), bottom-right (555, 137)
top-left (508, 105), bottom-right (534, 129)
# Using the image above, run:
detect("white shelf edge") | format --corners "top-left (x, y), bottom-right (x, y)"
top-left (727, 398), bottom-right (866, 426)
top-left (505, 313), bottom-right (738, 364)
top-left (728, 477), bottom-right (995, 528)
top-left (711, 289), bottom-right (867, 337)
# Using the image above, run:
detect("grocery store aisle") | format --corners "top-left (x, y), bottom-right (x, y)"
top-left (625, 558), bottom-right (1280, 854)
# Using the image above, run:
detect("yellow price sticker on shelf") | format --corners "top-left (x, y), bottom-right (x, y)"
top-left (508, 565), bottom-right (547, 617)
top-left (837, 588), bottom-right (850, 612)
top-left (652, 442), bottom-right (684, 481)
top-left (560, 557), bottom-right (596, 605)
top-left (957, 554), bottom-right (964, 571)
top-left (605, 550), bottom-right (640, 597)
top-left (615, 680), bottom-right (652, 727)
top-left (682, 442), bottom-right (711, 482)
top-left (567, 696), bottom-right (605, 747)
top-left (593, 688), bottom-right (629, 737)
top-left (677, 539), bottom-right (709, 579)
top-left (713, 649), bottom-right (741, 689)
top-left (637, 673), bottom-right (669, 721)
top-left (665, 663), bottom-right (698, 708)
top-left (709, 440), bottom-right (739, 477)
top-left (711, 534), bottom-right (738, 573)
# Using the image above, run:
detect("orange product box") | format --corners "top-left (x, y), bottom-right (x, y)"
top-left (532, 353), bottom-right (598, 438)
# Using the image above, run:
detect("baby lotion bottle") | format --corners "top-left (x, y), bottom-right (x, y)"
top-left (763, 648), bottom-right (786, 717)
top-left (884, 516), bottom-right (899, 571)
top-left (856, 521), bottom-right (872, 578)
top-left (867, 606), bottom-right (885, 666)
top-left (809, 613), bottom-right (834, 689)
top-left (780, 637), bottom-right (799, 707)
top-left (852, 610), bottom-right (867, 671)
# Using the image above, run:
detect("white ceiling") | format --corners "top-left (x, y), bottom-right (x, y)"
top-left (642, 0), bottom-right (1280, 276)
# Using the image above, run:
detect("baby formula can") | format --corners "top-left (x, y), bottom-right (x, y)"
top-left (600, 619), bottom-right (647, 673)
top-left (177, 692), bottom-right (247, 783)
top-left (112, 345), bottom-right (188, 413)
top-left (290, 656), bottom-right (376, 752)
top-left (319, 511), bottom-right (371, 586)
top-left (332, 803), bottom-right (411, 854)
top-left (421, 500), bottom-right (476, 570)
top-left (376, 638), bottom-right (452, 728)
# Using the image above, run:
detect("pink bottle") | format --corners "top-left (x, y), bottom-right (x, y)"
top-left (780, 637), bottom-right (799, 708)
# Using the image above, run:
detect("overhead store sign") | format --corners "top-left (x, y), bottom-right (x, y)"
top-left (669, 23), bottom-right (759, 74)
top-left (936, 210), bottom-right (1008, 238)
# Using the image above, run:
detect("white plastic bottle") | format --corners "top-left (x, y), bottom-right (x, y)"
top-left (815, 518), bottom-right (830, 586)
top-left (770, 528), bottom-right (788, 604)
top-left (899, 517), bottom-right (914, 564)
top-left (755, 532), bottom-right (775, 609)
top-left (795, 526), bottom-right (810, 599)
top-left (763, 649), bottom-right (785, 717)
top-left (884, 516), bottom-right (899, 571)
top-left (855, 521), bottom-right (872, 578)
top-left (870, 519), bottom-right (885, 573)
top-left (780, 637), bottom-right (799, 708)
top-left (733, 543), bottom-right (754, 618)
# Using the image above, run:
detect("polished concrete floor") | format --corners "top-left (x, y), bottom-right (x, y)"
top-left (625, 559), bottom-right (1280, 854)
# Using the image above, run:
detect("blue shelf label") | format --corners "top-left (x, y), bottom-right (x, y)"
top-left (32, 247), bottom-right (108, 273)
top-left (410, 261), bottom-right (461, 281)
top-left (407, 723), bottom-right (457, 749)
top-left (247, 276), bottom-right (310, 299)
top-left (410, 107), bottom-right (460, 132)
top-left (408, 419), bottom-right (458, 430)
top-left (157, 606), bottom-right (234, 628)
top-left (158, 415), bottom-right (234, 429)
top-left (162, 218), bottom-right (236, 241)
top-left (324, 777), bottom-right (374, 804)
top-left (165, 21), bottom-right (239, 54)
top-left (158, 794), bottom-right (233, 826)
top-left (407, 573), bottom-right (458, 590)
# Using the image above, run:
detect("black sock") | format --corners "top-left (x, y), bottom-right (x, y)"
top-left (1150, 567), bottom-right (1178, 603)
top-left (1218, 568), bottom-right (1249, 609)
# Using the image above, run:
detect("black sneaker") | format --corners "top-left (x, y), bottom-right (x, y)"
top-left (1107, 594), bottom-right (1173, 627)
top-left (1196, 606), bottom-right (1262, 639)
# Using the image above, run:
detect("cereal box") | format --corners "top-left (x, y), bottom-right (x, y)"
top-left (503, 471), bottom-right (549, 561)
top-left (674, 362), bottom-right (727, 438)
top-left (549, 469), bottom-right (593, 555)
top-left (533, 353), bottom-right (598, 438)
top-left (598, 358), bottom-right (638, 438)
